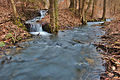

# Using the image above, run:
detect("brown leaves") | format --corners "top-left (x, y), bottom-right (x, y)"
top-left (98, 20), bottom-right (120, 79)
top-left (0, 6), bottom-right (30, 47)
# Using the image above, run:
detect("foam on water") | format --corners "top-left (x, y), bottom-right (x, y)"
top-left (30, 32), bottom-right (51, 36)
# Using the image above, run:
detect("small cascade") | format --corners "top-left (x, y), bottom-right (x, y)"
top-left (40, 10), bottom-right (48, 19)
top-left (30, 23), bottom-right (42, 32)
top-left (25, 10), bottom-right (50, 36)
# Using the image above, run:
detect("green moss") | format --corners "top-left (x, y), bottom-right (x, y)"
top-left (5, 33), bottom-right (16, 44)
top-left (0, 41), bottom-right (5, 47)
top-left (101, 18), bottom-right (106, 21)
top-left (15, 18), bottom-right (27, 31)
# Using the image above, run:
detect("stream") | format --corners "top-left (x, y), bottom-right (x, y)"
top-left (0, 10), bottom-right (107, 80)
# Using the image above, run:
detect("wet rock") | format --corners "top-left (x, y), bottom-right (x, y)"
top-left (0, 55), bottom-right (12, 64)
top-left (75, 62), bottom-right (89, 70)
top-left (25, 23), bottom-right (31, 32)
top-left (42, 23), bottom-right (51, 33)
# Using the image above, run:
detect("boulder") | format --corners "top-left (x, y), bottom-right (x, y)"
top-left (42, 23), bottom-right (51, 33)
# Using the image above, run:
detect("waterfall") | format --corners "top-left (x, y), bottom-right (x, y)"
top-left (40, 10), bottom-right (48, 19)
top-left (30, 23), bottom-right (42, 32)
top-left (25, 10), bottom-right (50, 36)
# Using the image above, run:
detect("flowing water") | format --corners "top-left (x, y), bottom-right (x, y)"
top-left (25, 10), bottom-right (50, 36)
top-left (0, 10), bottom-right (106, 80)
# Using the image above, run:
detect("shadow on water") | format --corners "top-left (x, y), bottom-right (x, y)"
top-left (0, 21), bottom-right (106, 80)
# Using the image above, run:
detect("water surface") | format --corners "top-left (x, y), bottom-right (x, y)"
top-left (0, 22), bottom-right (105, 80)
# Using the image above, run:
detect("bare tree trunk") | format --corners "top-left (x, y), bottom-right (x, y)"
top-left (91, 0), bottom-right (97, 18)
top-left (84, 0), bottom-right (92, 21)
top-left (81, 0), bottom-right (86, 17)
top-left (102, 0), bottom-right (107, 19)
top-left (10, 0), bottom-right (18, 18)
top-left (49, 0), bottom-right (58, 33)
top-left (75, 0), bottom-right (78, 13)
top-left (69, 0), bottom-right (78, 13)
top-left (69, 0), bottom-right (75, 9)
top-left (81, 0), bottom-right (87, 24)
top-left (85, 0), bottom-right (92, 14)
top-left (113, 3), bottom-right (116, 15)
top-left (49, 0), bottom-right (55, 33)
top-left (54, 0), bottom-right (58, 32)
top-left (79, 0), bottom-right (82, 16)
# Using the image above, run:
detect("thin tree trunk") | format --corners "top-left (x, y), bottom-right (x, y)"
top-left (81, 0), bottom-right (86, 17)
top-left (49, 0), bottom-right (58, 33)
top-left (84, 0), bottom-right (92, 21)
top-left (74, 0), bottom-right (78, 14)
top-left (81, 0), bottom-right (87, 24)
top-left (85, 0), bottom-right (92, 14)
top-left (79, 0), bottom-right (82, 17)
top-left (10, 0), bottom-right (18, 18)
top-left (49, 0), bottom-right (55, 33)
top-left (102, 0), bottom-right (107, 19)
top-left (69, 0), bottom-right (75, 9)
top-left (113, 3), bottom-right (116, 15)
top-left (54, 0), bottom-right (58, 32)
top-left (91, 0), bottom-right (97, 18)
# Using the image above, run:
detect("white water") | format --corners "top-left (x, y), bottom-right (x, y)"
top-left (25, 10), bottom-right (50, 36)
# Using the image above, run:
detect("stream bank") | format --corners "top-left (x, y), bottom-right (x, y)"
top-left (96, 20), bottom-right (120, 80)
top-left (0, 6), bottom-right (31, 50)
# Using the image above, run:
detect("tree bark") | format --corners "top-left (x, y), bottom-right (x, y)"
top-left (113, 3), bottom-right (116, 15)
top-left (79, 0), bottom-right (82, 17)
top-left (10, 0), bottom-right (18, 18)
top-left (54, 0), bottom-right (58, 32)
top-left (69, 0), bottom-right (75, 9)
top-left (69, 0), bottom-right (78, 13)
top-left (102, 0), bottom-right (107, 19)
top-left (91, 0), bottom-right (97, 18)
top-left (49, 0), bottom-right (55, 33)
top-left (84, 0), bottom-right (92, 21)
top-left (81, 0), bottom-right (87, 24)
top-left (75, 0), bottom-right (78, 13)
top-left (49, 0), bottom-right (58, 33)
top-left (85, 0), bottom-right (92, 14)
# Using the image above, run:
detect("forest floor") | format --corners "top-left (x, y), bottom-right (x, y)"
top-left (95, 13), bottom-right (120, 79)
top-left (0, 6), bottom-right (31, 52)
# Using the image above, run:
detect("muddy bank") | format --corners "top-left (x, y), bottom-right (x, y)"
top-left (96, 20), bottom-right (120, 79)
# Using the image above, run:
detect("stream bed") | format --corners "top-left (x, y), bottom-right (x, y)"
top-left (0, 22), bottom-right (105, 80)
